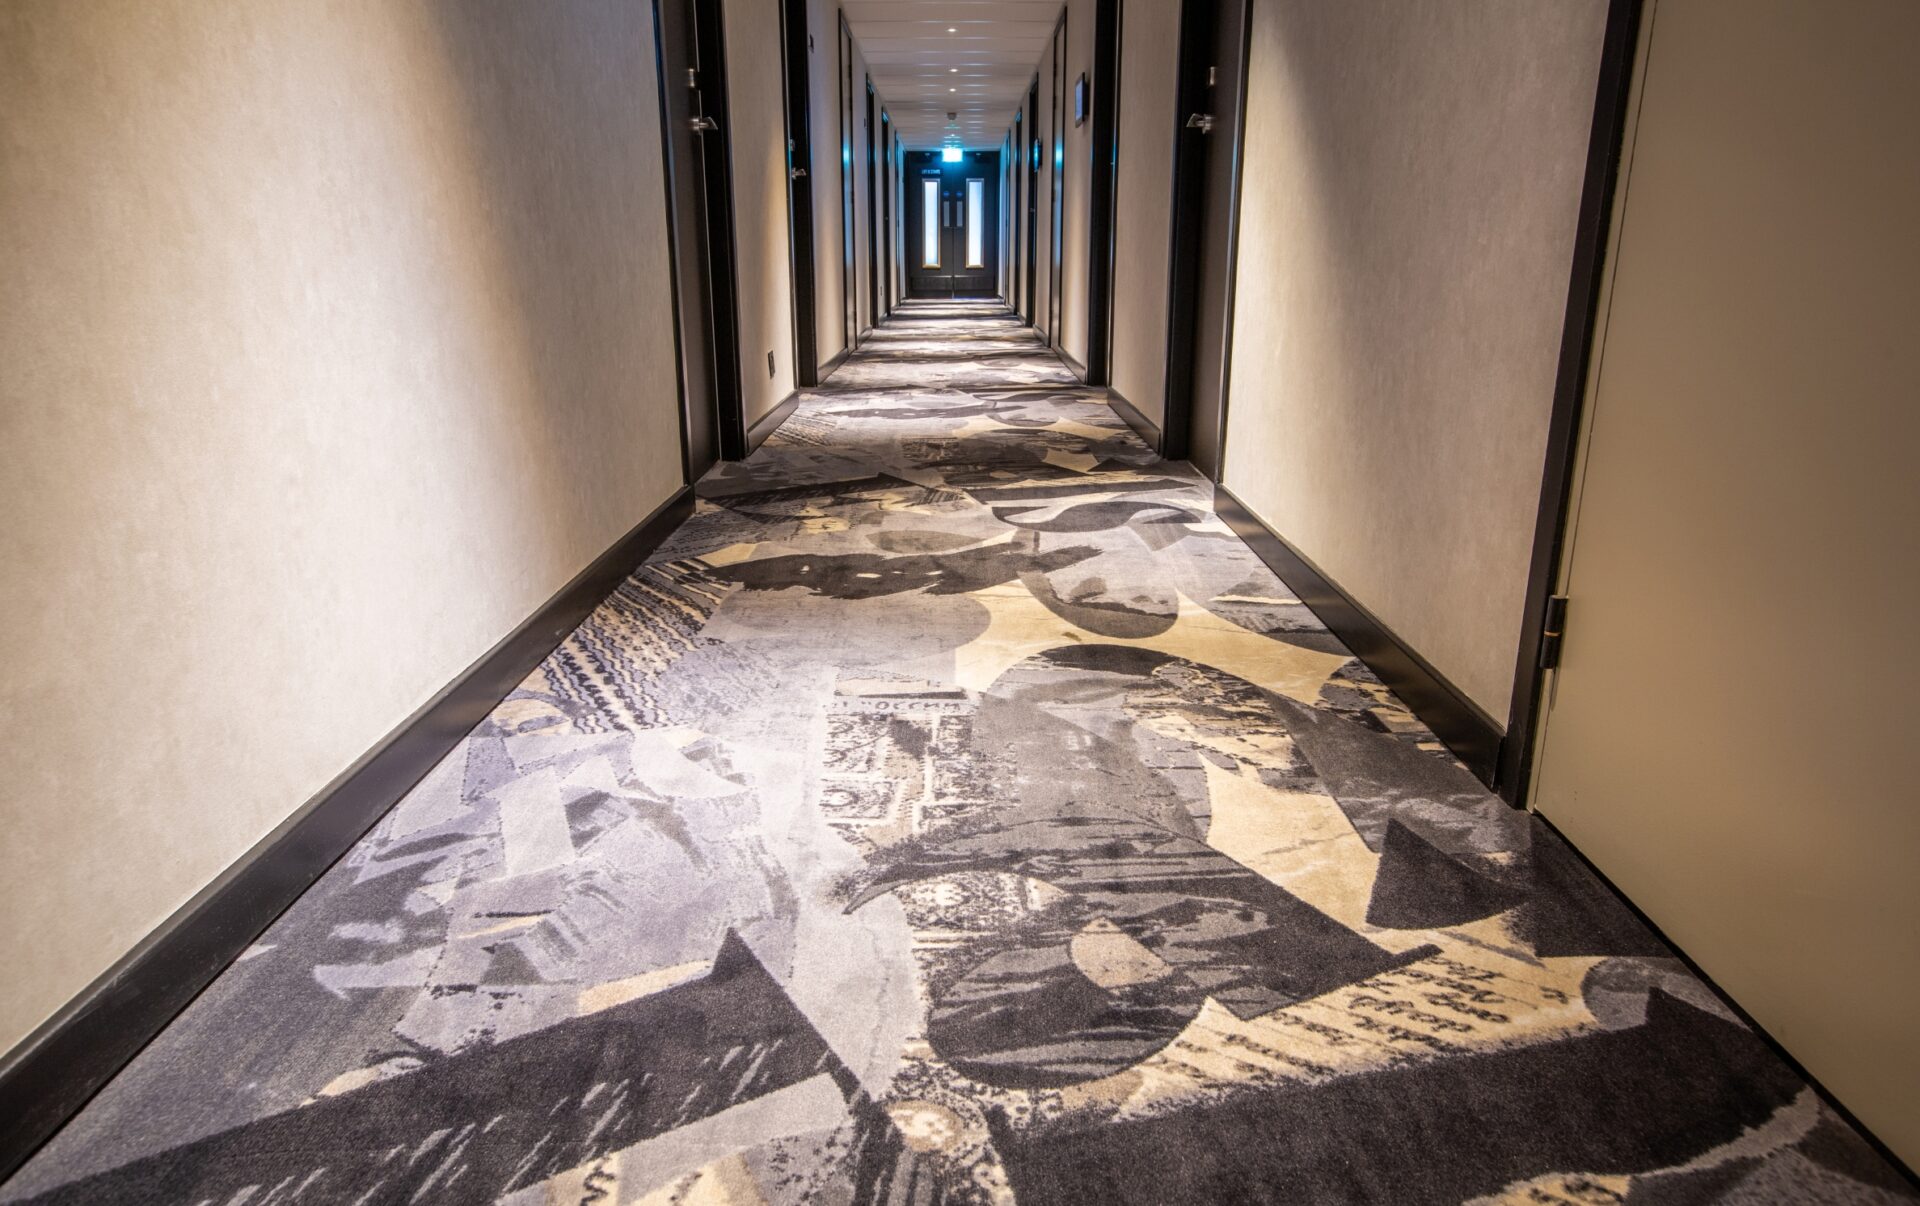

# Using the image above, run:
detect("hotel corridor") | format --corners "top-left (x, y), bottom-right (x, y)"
top-left (3, 302), bottom-right (1909, 1204)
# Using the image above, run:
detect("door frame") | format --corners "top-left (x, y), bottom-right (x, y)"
top-left (689, 0), bottom-right (747, 460)
top-left (865, 77), bottom-right (881, 327)
top-left (1024, 73), bottom-right (1040, 326)
top-left (881, 112), bottom-right (894, 315)
top-left (1084, 0), bottom-right (1122, 385)
top-left (778, 0), bottom-right (817, 387)
top-left (655, 0), bottom-right (746, 469)
top-left (1046, 11), bottom-right (1067, 352)
top-left (1497, 0), bottom-right (1646, 805)
top-left (837, 10), bottom-right (858, 350)
top-left (1159, 0), bottom-right (1250, 472)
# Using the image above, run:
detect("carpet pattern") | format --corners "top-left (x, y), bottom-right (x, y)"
top-left (5, 300), bottom-right (1910, 1204)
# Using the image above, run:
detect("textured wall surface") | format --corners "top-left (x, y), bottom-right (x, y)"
top-left (807, 0), bottom-right (848, 369)
top-left (1535, 0), bottom-right (1920, 1164)
top-left (0, 0), bottom-right (685, 1055)
top-left (726, 0), bottom-right (798, 423)
top-left (1109, 0), bottom-right (1180, 424)
top-left (1221, 0), bottom-right (1605, 715)
top-left (1056, 0), bottom-right (1094, 367)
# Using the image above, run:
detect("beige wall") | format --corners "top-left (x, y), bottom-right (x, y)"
top-left (1032, 29), bottom-right (1060, 343)
top-left (1109, 0), bottom-right (1180, 424)
top-left (1220, 0), bottom-right (1605, 715)
top-left (850, 40), bottom-right (874, 337)
top-left (806, 0), bottom-right (847, 369)
top-left (1056, 0), bottom-right (1094, 367)
top-left (726, 0), bottom-right (797, 423)
top-left (1534, 0), bottom-right (1920, 1164)
top-left (0, 0), bottom-right (686, 1055)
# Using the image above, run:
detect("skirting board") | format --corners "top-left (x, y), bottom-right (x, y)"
top-left (745, 392), bottom-right (800, 456)
top-left (1213, 483), bottom-right (1505, 785)
top-left (0, 484), bottom-right (696, 1183)
top-left (1106, 387), bottom-right (1163, 456)
top-left (1056, 347), bottom-right (1089, 383)
top-left (1531, 815), bottom-right (1920, 1191)
top-left (817, 345), bottom-right (852, 385)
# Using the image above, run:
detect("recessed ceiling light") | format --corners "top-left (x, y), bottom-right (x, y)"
top-left (947, 27), bottom-right (957, 33)
top-left (950, 67), bottom-right (958, 73)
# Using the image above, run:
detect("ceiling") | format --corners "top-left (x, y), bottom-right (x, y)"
top-left (841, 1), bottom-right (1063, 150)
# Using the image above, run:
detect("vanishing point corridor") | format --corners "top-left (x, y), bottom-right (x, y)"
top-left (4, 303), bottom-right (1909, 1203)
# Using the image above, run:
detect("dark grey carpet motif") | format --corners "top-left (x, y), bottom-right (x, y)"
top-left (5, 299), bottom-right (1909, 1204)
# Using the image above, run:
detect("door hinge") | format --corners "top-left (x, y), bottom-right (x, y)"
top-left (1537, 595), bottom-right (1570, 670)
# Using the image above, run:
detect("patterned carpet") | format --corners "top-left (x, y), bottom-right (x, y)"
top-left (6, 300), bottom-right (1911, 1203)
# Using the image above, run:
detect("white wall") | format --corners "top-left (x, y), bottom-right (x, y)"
top-left (1109, 0), bottom-right (1180, 424)
top-left (1220, 0), bottom-right (1606, 716)
top-left (0, 0), bottom-right (686, 1055)
top-left (726, 0), bottom-right (797, 424)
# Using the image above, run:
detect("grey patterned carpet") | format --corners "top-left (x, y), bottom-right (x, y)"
top-left (5, 299), bottom-right (1911, 1204)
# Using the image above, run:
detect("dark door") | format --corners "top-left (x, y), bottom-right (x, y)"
top-left (1024, 76), bottom-right (1040, 323)
top-left (905, 151), bottom-right (1000, 298)
top-left (653, 0), bottom-right (743, 472)
top-left (881, 116), bottom-right (894, 313)
top-left (1047, 17), bottom-right (1067, 348)
top-left (778, 0), bottom-right (818, 386)
top-left (837, 12), bottom-right (857, 349)
top-left (1163, 0), bottom-right (1249, 478)
top-left (864, 81), bottom-right (880, 325)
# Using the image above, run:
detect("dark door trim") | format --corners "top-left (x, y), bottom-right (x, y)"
top-left (1495, 0), bottom-right (1646, 805)
top-left (690, 0), bottom-right (747, 460)
top-left (1024, 74), bottom-right (1040, 325)
top-left (881, 113), bottom-right (894, 315)
top-left (1009, 114), bottom-right (1021, 313)
top-left (1160, 0), bottom-right (1250, 471)
top-left (778, 0), bottom-right (817, 387)
top-left (837, 11), bottom-right (858, 351)
top-left (1046, 11), bottom-right (1067, 351)
top-left (1084, 0), bottom-right (1121, 385)
top-left (865, 78), bottom-right (881, 328)
top-left (652, 0), bottom-right (706, 482)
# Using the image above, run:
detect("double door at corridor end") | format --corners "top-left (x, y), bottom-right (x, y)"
top-left (905, 150), bottom-right (999, 297)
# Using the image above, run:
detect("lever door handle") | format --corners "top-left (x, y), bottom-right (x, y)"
top-left (1186, 113), bottom-right (1216, 133)
top-left (790, 167), bottom-right (807, 179)
top-left (690, 115), bottom-right (719, 133)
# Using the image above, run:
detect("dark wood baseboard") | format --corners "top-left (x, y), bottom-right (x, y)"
top-left (1531, 815), bottom-right (1920, 1192)
top-left (817, 344), bottom-right (852, 384)
top-left (1213, 483), bottom-right (1504, 785)
top-left (1056, 347), bottom-right (1088, 382)
top-left (745, 392), bottom-right (801, 455)
top-left (1106, 387), bottom-right (1163, 456)
top-left (0, 485), bottom-right (696, 1183)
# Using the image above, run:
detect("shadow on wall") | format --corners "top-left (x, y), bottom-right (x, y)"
top-left (418, 0), bottom-right (678, 557)
top-left (1228, 0), bottom-right (1606, 715)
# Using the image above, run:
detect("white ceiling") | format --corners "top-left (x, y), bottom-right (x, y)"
top-left (841, 1), bottom-right (1063, 150)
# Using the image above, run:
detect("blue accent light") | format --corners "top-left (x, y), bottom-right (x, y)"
top-left (942, 147), bottom-right (963, 163)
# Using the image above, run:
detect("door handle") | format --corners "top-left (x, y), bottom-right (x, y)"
top-left (790, 167), bottom-right (807, 179)
top-left (1186, 113), bottom-right (1216, 133)
top-left (690, 115), bottom-right (719, 133)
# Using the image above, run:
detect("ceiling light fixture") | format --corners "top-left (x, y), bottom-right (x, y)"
top-left (947, 27), bottom-right (957, 33)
